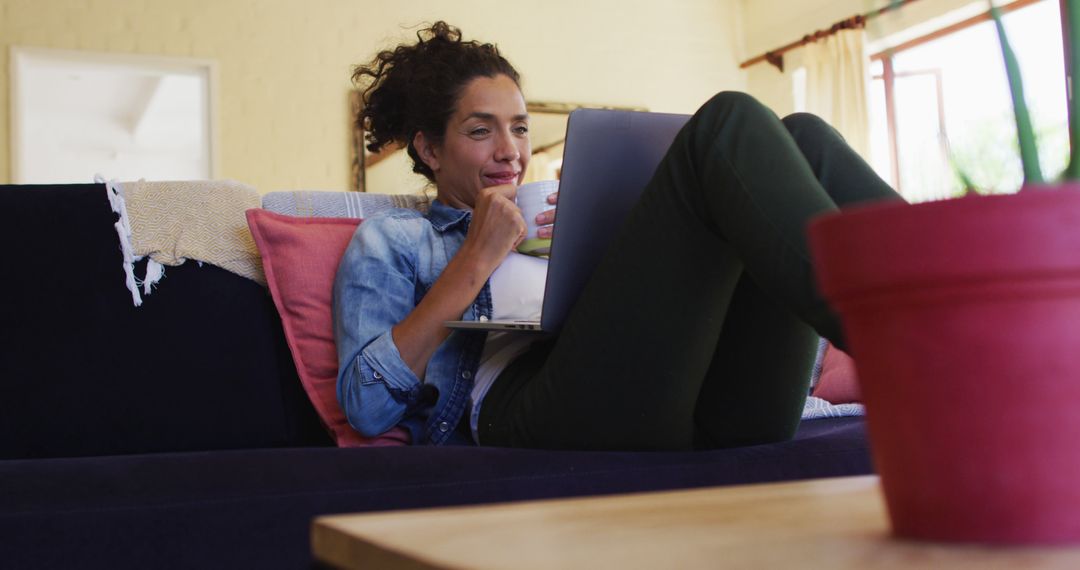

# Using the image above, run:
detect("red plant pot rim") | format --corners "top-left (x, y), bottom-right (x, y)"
top-left (808, 185), bottom-right (1080, 307)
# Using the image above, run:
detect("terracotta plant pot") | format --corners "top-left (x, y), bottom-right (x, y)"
top-left (807, 185), bottom-right (1080, 544)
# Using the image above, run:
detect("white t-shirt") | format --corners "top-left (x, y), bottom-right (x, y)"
top-left (468, 253), bottom-right (548, 443)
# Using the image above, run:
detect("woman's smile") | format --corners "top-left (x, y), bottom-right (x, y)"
top-left (482, 169), bottom-right (520, 186)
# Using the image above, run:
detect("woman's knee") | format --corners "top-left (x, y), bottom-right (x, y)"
top-left (685, 91), bottom-right (779, 147)
top-left (698, 91), bottom-right (771, 119)
top-left (781, 112), bottom-right (838, 142)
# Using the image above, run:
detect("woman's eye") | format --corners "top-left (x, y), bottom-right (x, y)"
top-left (470, 128), bottom-right (491, 137)
top-left (513, 125), bottom-right (529, 135)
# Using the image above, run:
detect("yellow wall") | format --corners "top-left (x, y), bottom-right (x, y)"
top-left (1, 0), bottom-right (745, 192)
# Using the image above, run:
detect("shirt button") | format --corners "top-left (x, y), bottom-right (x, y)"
top-left (479, 315), bottom-right (489, 322)
top-left (373, 371), bottom-right (383, 380)
top-left (462, 370), bottom-right (472, 380)
top-left (438, 421), bottom-right (450, 432)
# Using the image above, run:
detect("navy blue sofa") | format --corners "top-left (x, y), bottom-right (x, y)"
top-left (0, 184), bottom-right (873, 569)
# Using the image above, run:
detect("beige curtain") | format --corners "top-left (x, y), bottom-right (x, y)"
top-left (803, 28), bottom-right (871, 160)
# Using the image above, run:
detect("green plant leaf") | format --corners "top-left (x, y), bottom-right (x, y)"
top-left (952, 161), bottom-right (980, 196)
top-left (1066, 0), bottom-right (1080, 179)
top-left (941, 132), bottom-right (980, 195)
top-left (990, 1), bottom-right (1044, 185)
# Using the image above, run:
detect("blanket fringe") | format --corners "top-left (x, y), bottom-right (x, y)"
top-left (99, 175), bottom-right (143, 307)
top-left (98, 176), bottom-right (169, 306)
top-left (142, 259), bottom-right (165, 295)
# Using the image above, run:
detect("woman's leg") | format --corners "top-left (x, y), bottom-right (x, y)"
top-left (691, 273), bottom-right (820, 448)
top-left (781, 112), bottom-right (903, 207)
top-left (479, 92), bottom-right (900, 451)
top-left (691, 112), bottom-right (906, 447)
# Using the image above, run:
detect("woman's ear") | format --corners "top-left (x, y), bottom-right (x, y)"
top-left (413, 131), bottom-right (440, 174)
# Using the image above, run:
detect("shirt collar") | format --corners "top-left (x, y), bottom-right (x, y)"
top-left (426, 199), bottom-right (471, 232)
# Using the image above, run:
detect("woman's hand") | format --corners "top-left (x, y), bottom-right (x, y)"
top-left (535, 191), bottom-right (559, 239)
top-left (461, 184), bottom-right (527, 269)
top-left (391, 184), bottom-right (525, 379)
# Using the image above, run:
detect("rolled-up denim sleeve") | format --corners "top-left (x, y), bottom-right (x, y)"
top-left (333, 216), bottom-right (425, 437)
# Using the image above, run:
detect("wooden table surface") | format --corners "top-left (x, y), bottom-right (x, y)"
top-left (312, 475), bottom-right (1080, 569)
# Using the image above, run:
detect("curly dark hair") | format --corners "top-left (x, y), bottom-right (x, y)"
top-left (352, 21), bottom-right (522, 183)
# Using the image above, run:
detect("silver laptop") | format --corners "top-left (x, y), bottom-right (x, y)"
top-left (445, 108), bottom-right (691, 333)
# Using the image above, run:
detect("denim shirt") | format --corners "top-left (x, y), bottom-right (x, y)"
top-left (333, 200), bottom-right (491, 446)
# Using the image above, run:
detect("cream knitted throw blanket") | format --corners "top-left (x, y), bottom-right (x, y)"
top-left (103, 178), bottom-right (265, 306)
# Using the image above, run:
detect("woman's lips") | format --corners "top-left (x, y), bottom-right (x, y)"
top-left (484, 172), bottom-right (518, 186)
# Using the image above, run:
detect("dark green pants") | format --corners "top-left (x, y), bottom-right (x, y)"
top-left (478, 92), bottom-right (903, 451)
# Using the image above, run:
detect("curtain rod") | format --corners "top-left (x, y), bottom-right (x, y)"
top-left (739, 0), bottom-right (920, 72)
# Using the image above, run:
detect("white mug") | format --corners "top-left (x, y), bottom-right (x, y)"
top-left (516, 180), bottom-right (558, 256)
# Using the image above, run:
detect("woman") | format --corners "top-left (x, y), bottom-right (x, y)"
top-left (333, 22), bottom-right (903, 450)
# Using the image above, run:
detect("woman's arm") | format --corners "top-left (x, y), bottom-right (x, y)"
top-left (392, 184), bottom-right (526, 379)
top-left (333, 185), bottom-right (547, 436)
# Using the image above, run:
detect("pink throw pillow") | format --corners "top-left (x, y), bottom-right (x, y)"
top-left (246, 209), bottom-right (409, 447)
top-left (812, 342), bottom-right (861, 404)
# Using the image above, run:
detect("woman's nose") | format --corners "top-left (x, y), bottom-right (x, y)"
top-left (494, 132), bottom-right (520, 162)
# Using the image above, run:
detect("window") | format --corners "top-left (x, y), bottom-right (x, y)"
top-left (869, 0), bottom-right (1066, 202)
top-left (11, 48), bottom-right (216, 184)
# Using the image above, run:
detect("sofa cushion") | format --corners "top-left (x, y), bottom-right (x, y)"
top-left (0, 184), bottom-right (331, 459)
top-left (0, 417), bottom-right (871, 569)
top-left (246, 209), bottom-right (408, 447)
top-left (261, 189), bottom-right (429, 218)
top-left (812, 343), bottom-right (861, 404)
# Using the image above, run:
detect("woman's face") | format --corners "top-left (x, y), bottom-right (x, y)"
top-left (422, 74), bottom-right (530, 209)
